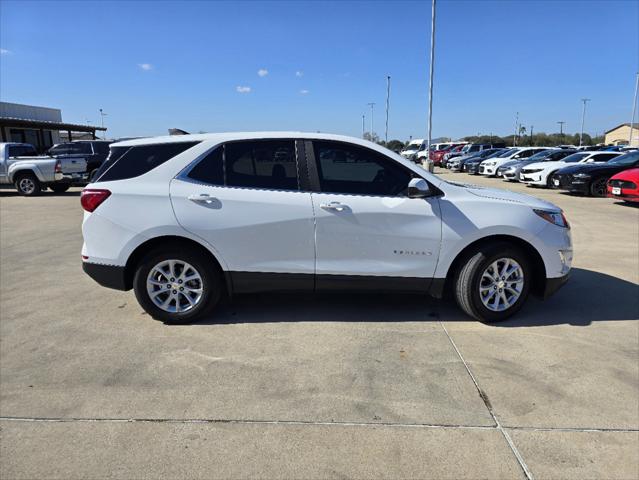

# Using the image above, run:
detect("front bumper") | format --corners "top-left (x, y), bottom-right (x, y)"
top-left (502, 170), bottom-right (518, 181)
top-left (82, 262), bottom-right (129, 290)
top-left (608, 190), bottom-right (639, 202)
top-left (479, 165), bottom-right (497, 175)
top-left (519, 172), bottom-right (545, 185)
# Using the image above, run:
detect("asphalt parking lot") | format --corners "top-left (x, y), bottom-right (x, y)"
top-left (1, 172), bottom-right (638, 479)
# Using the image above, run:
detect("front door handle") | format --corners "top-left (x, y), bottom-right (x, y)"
top-left (188, 193), bottom-right (218, 205)
top-left (320, 201), bottom-right (347, 212)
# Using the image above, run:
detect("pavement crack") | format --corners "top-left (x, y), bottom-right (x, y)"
top-left (439, 321), bottom-right (535, 480)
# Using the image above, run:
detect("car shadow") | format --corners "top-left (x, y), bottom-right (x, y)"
top-left (0, 190), bottom-right (81, 197)
top-left (497, 268), bottom-right (639, 327)
top-left (612, 200), bottom-right (639, 208)
top-left (184, 268), bottom-right (638, 327)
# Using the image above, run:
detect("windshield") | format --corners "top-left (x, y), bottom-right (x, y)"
top-left (562, 153), bottom-right (590, 163)
top-left (606, 151), bottom-right (639, 166)
top-left (528, 150), bottom-right (556, 161)
top-left (404, 142), bottom-right (421, 150)
top-left (497, 148), bottom-right (517, 158)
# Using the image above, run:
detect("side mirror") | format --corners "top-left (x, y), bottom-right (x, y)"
top-left (408, 178), bottom-right (430, 198)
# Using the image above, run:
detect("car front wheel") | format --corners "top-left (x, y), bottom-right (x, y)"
top-left (133, 248), bottom-right (221, 324)
top-left (454, 243), bottom-right (531, 322)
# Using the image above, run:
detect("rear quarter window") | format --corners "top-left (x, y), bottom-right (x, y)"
top-left (95, 142), bottom-right (199, 182)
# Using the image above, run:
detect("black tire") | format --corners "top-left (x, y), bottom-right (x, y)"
top-left (454, 243), bottom-right (531, 323)
top-left (14, 172), bottom-right (42, 196)
top-left (589, 177), bottom-right (607, 197)
top-left (546, 172), bottom-right (556, 188)
top-left (133, 248), bottom-right (222, 324)
top-left (49, 184), bottom-right (70, 193)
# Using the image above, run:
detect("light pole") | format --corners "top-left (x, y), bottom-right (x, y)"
top-left (362, 114), bottom-right (365, 138)
top-left (514, 111), bottom-right (519, 146)
top-left (385, 76), bottom-right (391, 144)
top-left (99, 108), bottom-right (108, 140)
top-left (629, 72), bottom-right (639, 146)
top-left (425, 0), bottom-right (436, 172)
top-left (530, 125), bottom-right (534, 145)
top-left (579, 98), bottom-right (590, 147)
top-left (367, 102), bottom-right (375, 140)
top-left (557, 121), bottom-right (565, 143)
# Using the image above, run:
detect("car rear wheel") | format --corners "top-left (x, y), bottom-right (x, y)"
top-left (14, 173), bottom-right (41, 196)
top-left (590, 177), bottom-right (607, 197)
top-left (133, 248), bottom-right (221, 324)
top-left (454, 243), bottom-right (531, 322)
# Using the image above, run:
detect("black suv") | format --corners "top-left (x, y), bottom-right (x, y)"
top-left (48, 140), bottom-right (112, 177)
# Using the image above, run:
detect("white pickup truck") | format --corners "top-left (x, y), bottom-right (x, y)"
top-left (0, 143), bottom-right (87, 196)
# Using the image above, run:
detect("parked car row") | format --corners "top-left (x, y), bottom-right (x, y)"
top-left (0, 140), bottom-right (112, 195)
top-left (440, 143), bottom-right (639, 200)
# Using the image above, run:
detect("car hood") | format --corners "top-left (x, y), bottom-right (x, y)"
top-left (525, 160), bottom-right (565, 170)
top-left (563, 162), bottom-right (623, 173)
top-left (451, 182), bottom-right (559, 210)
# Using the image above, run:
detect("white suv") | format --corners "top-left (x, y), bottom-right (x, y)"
top-left (81, 132), bottom-right (572, 324)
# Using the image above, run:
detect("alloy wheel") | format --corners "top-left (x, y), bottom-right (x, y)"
top-left (479, 258), bottom-right (525, 312)
top-left (146, 259), bottom-right (204, 313)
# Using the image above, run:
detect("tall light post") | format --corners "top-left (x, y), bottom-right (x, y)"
top-left (385, 75), bottom-right (391, 144)
top-left (367, 102), bottom-right (375, 140)
top-left (579, 98), bottom-right (590, 147)
top-left (425, 0), bottom-right (437, 172)
top-left (557, 121), bottom-right (565, 143)
top-left (513, 111), bottom-right (519, 146)
top-left (362, 114), bottom-right (365, 138)
top-left (99, 108), bottom-right (108, 140)
top-left (629, 72), bottom-right (639, 146)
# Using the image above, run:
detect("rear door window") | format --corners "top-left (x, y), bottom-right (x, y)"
top-left (95, 142), bottom-right (199, 182)
top-left (225, 140), bottom-right (298, 190)
top-left (8, 145), bottom-right (37, 157)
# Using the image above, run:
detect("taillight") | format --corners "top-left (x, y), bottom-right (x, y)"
top-left (54, 160), bottom-right (62, 173)
top-left (81, 189), bottom-right (111, 212)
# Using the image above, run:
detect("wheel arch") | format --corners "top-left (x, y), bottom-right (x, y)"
top-left (123, 235), bottom-right (232, 296)
top-left (436, 234), bottom-right (547, 299)
top-left (9, 166), bottom-right (44, 183)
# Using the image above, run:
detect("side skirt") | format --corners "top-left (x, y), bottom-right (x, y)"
top-left (230, 271), bottom-right (440, 295)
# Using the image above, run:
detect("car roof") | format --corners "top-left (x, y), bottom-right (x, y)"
top-left (112, 131), bottom-right (390, 149)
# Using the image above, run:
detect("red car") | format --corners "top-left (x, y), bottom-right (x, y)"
top-left (430, 144), bottom-right (463, 166)
top-left (607, 168), bottom-right (639, 203)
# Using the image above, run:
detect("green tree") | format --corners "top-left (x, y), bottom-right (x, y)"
top-left (385, 140), bottom-right (405, 152)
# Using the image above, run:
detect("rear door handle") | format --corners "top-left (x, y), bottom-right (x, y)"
top-left (320, 202), bottom-right (347, 212)
top-left (188, 193), bottom-right (218, 204)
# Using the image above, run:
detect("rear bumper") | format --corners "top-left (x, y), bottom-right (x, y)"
top-left (543, 274), bottom-right (570, 299)
top-left (82, 262), bottom-right (129, 290)
top-left (55, 172), bottom-right (89, 184)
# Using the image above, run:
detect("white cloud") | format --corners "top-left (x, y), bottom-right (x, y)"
top-left (295, 70), bottom-right (304, 77)
top-left (138, 63), bottom-right (153, 71)
top-left (300, 89), bottom-right (309, 95)
top-left (257, 68), bottom-right (268, 77)
top-left (0, 48), bottom-right (11, 55)
top-left (236, 86), bottom-right (252, 93)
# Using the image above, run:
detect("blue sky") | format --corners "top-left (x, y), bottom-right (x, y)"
top-left (1, 0), bottom-right (637, 140)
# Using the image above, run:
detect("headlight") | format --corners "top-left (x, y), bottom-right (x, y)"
top-left (534, 209), bottom-right (570, 229)
top-left (573, 173), bottom-right (591, 178)
top-left (484, 161), bottom-right (495, 166)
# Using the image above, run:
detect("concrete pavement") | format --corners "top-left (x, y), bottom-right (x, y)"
top-left (1, 173), bottom-right (637, 479)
